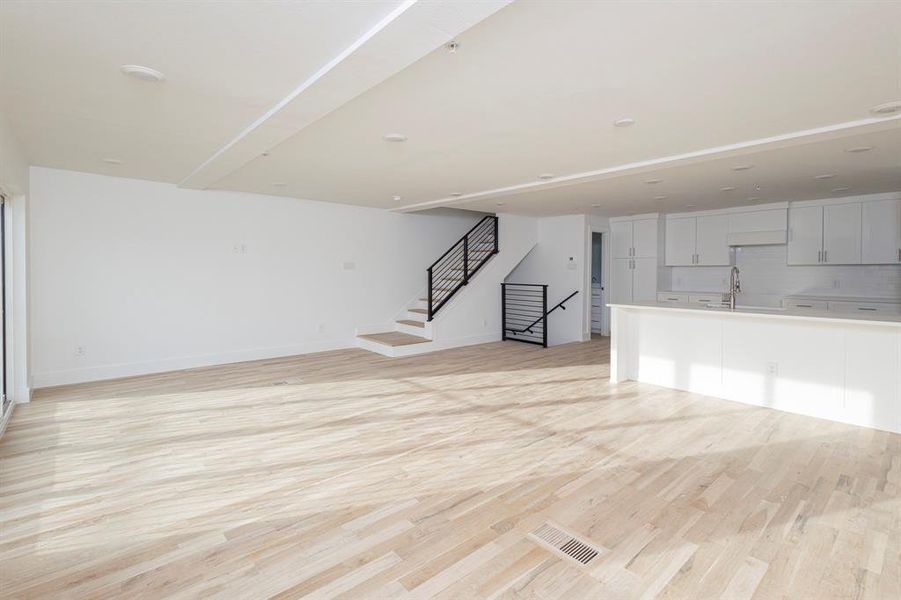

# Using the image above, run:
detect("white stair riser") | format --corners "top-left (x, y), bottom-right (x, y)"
top-left (396, 321), bottom-right (433, 338)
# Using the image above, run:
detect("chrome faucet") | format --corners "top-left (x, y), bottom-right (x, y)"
top-left (729, 266), bottom-right (741, 310)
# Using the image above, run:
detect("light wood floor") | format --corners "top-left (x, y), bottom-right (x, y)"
top-left (1, 337), bottom-right (899, 599)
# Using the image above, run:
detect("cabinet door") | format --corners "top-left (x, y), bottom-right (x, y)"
top-left (696, 214), bottom-right (730, 266)
top-left (787, 206), bottom-right (822, 265)
top-left (862, 199), bottom-right (901, 264)
top-left (665, 217), bottom-right (696, 266)
top-left (823, 203), bottom-right (861, 265)
top-left (610, 258), bottom-right (634, 304)
top-left (610, 221), bottom-right (633, 259)
top-left (632, 258), bottom-right (658, 302)
top-left (632, 219), bottom-right (658, 258)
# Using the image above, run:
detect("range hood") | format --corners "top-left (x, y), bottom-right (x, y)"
top-left (727, 230), bottom-right (787, 246)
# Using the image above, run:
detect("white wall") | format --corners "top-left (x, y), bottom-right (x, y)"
top-left (505, 214), bottom-right (588, 346)
top-left (668, 245), bottom-right (901, 306)
top-left (0, 109), bottom-right (30, 410)
top-left (30, 168), bottom-right (481, 387)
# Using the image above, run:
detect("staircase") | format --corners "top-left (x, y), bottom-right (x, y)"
top-left (357, 215), bottom-right (500, 357)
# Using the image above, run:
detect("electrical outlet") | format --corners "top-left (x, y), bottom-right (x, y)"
top-left (233, 243), bottom-right (247, 254)
top-left (766, 362), bottom-right (778, 377)
top-left (75, 346), bottom-right (86, 357)
top-left (832, 279), bottom-right (841, 289)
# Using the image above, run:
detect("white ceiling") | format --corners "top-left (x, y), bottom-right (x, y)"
top-left (2, 0), bottom-right (900, 217)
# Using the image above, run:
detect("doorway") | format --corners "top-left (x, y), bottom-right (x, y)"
top-left (1, 194), bottom-right (8, 418)
top-left (590, 232), bottom-right (606, 335)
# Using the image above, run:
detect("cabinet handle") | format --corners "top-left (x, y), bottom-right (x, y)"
top-left (897, 248), bottom-right (900, 262)
top-left (796, 304), bottom-right (812, 308)
top-left (823, 250), bottom-right (827, 263)
top-left (817, 250), bottom-right (822, 263)
top-left (857, 307), bottom-right (877, 311)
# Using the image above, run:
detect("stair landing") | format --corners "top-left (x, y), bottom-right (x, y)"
top-left (358, 332), bottom-right (430, 347)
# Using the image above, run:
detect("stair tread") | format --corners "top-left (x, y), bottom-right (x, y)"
top-left (358, 332), bottom-right (430, 347)
top-left (409, 308), bottom-right (427, 314)
top-left (397, 319), bottom-right (426, 328)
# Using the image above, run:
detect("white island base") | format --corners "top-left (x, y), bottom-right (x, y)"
top-left (610, 303), bottom-right (901, 434)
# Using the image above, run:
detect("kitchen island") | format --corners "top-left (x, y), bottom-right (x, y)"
top-left (609, 302), bottom-right (901, 433)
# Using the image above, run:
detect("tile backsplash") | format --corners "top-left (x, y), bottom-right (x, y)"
top-left (664, 245), bottom-right (901, 307)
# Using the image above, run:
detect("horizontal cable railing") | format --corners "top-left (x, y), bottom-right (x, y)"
top-left (502, 284), bottom-right (579, 348)
top-left (427, 215), bottom-right (499, 320)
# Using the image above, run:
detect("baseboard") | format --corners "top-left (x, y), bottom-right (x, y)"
top-left (31, 339), bottom-right (354, 389)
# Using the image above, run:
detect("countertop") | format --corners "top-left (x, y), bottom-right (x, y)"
top-left (608, 301), bottom-right (901, 327)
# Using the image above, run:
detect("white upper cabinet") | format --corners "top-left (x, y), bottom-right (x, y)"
top-left (787, 205), bottom-right (823, 265)
top-left (632, 219), bottom-right (659, 258)
top-left (665, 217), bottom-right (696, 266)
top-left (611, 221), bottom-right (633, 259)
top-left (788, 199), bottom-right (876, 265)
top-left (611, 217), bottom-right (659, 259)
top-left (665, 214), bottom-right (730, 266)
top-left (695, 214), bottom-right (730, 266)
top-left (822, 203), bottom-right (861, 265)
top-left (862, 198), bottom-right (901, 264)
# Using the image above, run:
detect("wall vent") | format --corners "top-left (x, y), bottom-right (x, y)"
top-left (529, 523), bottom-right (601, 565)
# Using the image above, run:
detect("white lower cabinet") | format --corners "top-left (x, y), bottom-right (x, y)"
top-left (782, 299), bottom-right (828, 311)
top-left (611, 258), bottom-right (657, 303)
top-left (828, 301), bottom-right (901, 316)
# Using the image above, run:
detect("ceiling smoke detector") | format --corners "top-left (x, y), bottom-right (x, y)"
top-left (120, 64), bottom-right (165, 82)
top-left (870, 100), bottom-right (901, 116)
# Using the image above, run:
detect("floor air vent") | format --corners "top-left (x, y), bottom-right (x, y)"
top-left (529, 523), bottom-right (600, 565)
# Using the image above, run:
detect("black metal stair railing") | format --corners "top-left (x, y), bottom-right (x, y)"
top-left (502, 283), bottom-right (579, 348)
top-left (427, 215), bottom-right (499, 321)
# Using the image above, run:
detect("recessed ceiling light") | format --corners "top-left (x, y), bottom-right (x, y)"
top-left (613, 118), bottom-right (635, 127)
top-left (261, 152), bottom-right (270, 157)
top-left (731, 164), bottom-right (754, 171)
top-left (845, 146), bottom-right (873, 153)
top-left (538, 173), bottom-right (555, 180)
top-left (382, 133), bottom-right (407, 143)
top-left (813, 173), bottom-right (836, 180)
top-left (685, 204), bottom-right (697, 208)
top-left (450, 192), bottom-right (463, 198)
top-left (720, 186), bottom-right (736, 192)
top-left (653, 195), bottom-right (667, 200)
top-left (747, 196), bottom-right (760, 202)
top-left (446, 41), bottom-right (460, 53)
top-left (496, 202), bottom-right (506, 206)
top-left (102, 157), bottom-right (123, 165)
top-left (831, 187), bottom-right (851, 193)
top-left (870, 100), bottom-right (901, 116)
top-left (644, 179), bottom-right (662, 184)
top-left (272, 182), bottom-right (287, 187)
top-left (120, 64), bottom-right (165, 82)
top-left (591, 204), bottom-right (601, 208)
top-left (392, 195), bottom-right (402, 201)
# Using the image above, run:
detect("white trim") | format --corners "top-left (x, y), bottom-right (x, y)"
top-left (664, 201), bottom-right (789, 219)
top-left (396, 116), bottom-right (901, 213)
top-left (0, 399), bottom-right (13, 439)
top-left (31, 339), bottom-right (354, 389)
top-left (790, 191), bottom-right (901, 209)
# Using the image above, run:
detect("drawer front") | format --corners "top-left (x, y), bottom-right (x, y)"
top-left (657, 292), bottom-right (689, 304)
top-left (783, 299), bottom-right (828, 311)
top-left (689, 294), bottom-right (722, 306)
top-left (828, 301), bottom-right (901, 315)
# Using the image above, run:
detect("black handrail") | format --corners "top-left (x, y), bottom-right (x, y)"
top-left (427, 215), bottom-right (499, 321)
top-left (427, 215), bottom-right (496, 269)
top-left (506, 290), bottom-right (579, 335)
